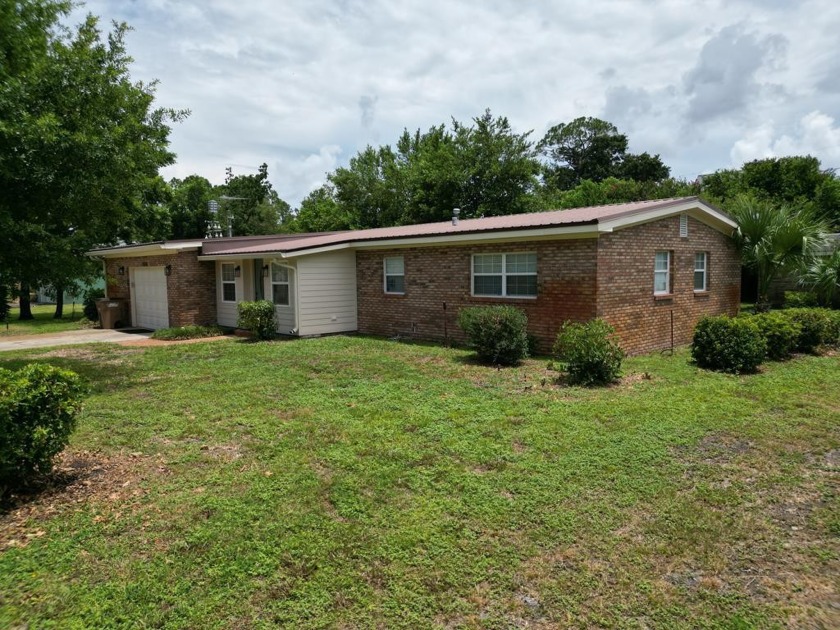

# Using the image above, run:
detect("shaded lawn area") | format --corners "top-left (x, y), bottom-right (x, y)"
top-left (1, 304), bottom-right (88, 336)
top-left (0, 336), bottom-right (837, 628)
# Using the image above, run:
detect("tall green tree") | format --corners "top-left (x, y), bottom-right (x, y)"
top-left (169, 175), bottom-right (213, 239)
top-left (0, 0), bottom-right (186, 319)
top-left (537, 117), bottom-right (670, 191)
top-left (219, 164), bottom-right (293, 235)
top-left (702, 156), bottom-right (840, 229)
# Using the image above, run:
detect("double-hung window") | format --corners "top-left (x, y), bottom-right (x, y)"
top-left (271, 263), bottom-right (290, 306)
top-left (694, 252), bottom-right (708, 292)
top-left (221, 263), bottom-right (236, 302)
top-left (384, 256), bottom-right (405, 294)
top-left (472, 253), bottom-right (537, 298)
top-left (654, 251), bottom-right (671, 295)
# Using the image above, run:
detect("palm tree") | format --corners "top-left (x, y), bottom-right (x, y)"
top-left (798, 248), bottom-right (840, 306)
top-left (727, 195), bottom-right (828, 311)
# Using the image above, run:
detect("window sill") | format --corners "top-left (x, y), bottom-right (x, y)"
top-left (653, 293), bottom-right (674, 301)
top-left (471, 295), bottom-right (538, 301)
top-left (383, 292), bottom-right (406, 297)
top-left (693, 291), bottom-right (710, 297)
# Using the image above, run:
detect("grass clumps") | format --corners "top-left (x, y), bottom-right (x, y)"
top-left (553, 318), bottom-right (624, 386)
top-left (0, 364), bottom-right (85, 492)
top-left (150, 325), bottom-right (225, 341)
top-left (457, 305), bottom-right (529, 366)
top-left (691, 315), bottom-right (766, 374)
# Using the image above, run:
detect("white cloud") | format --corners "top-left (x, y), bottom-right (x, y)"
top-left (731, 111), bottom-right (840, 168)
top-left (68, 0), bottom-right (840, 204)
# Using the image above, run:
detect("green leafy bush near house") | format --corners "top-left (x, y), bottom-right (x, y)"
top-left (752, 311), bottom-right (801, 361)
top-left (783, 308), bottom-right (835, 353)
top-left (82, 288), bottom-right (105, 322)
top-left (783, 291), bottom-right (819, 308)
top-left (237, 300), bottom-right (277, 341)
top-left (151, 325), bottom-right (226, 341)
top-left (0, 364), bottom-right (85, 491)
top-left (552, 319), bottom-right (625, 386)
top-left (457, 305), bottom-right (529, 366)
top-left (691, 315), bottom-right (767, 374)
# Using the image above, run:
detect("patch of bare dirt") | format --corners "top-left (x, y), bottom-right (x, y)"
top-left (38, 346), bottom-right (142, 364)
top-left (1, 449), bottom-right (170, 551)
top-left (118, 335), bottom-right (231, 348)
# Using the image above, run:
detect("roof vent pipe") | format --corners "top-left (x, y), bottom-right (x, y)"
top-left (452, 207), bottom-right (460, 226)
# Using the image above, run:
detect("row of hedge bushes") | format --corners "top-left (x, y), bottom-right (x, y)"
top-left (691, 307), bottom-right (840, 373)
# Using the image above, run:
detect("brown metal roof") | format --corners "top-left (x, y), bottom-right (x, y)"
top-left (199, 197), bottom-right (705, 257)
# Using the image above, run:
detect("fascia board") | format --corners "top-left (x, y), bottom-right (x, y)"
top-left (598, 200), bottom-right (737, 234)
top-left (280, 225), bottom-right (599, 258)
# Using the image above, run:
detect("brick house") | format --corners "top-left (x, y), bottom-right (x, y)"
top-left (89, 196), bottom-right (740, 355)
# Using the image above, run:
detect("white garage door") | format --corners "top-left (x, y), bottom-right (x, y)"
top-left (131, 267), bottom-right (169, 330)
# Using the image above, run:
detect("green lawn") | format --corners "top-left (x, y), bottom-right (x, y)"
top-left (0, 337), bottom-right (837, 628)
top-left (1, 304), bottom-right (88, 336)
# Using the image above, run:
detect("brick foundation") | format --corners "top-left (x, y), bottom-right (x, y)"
top-left (103, 251), bottom-right (216, 328)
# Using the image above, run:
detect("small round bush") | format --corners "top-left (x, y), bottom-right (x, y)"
top-left (0, 364), bottom-right (85, 490)
top-left (783, 308), bottom-right (832, 353)
top-left (237, 300), bottom-right (277, 341)
top-left (457, 305), bottom-right (529, 366)
top-left (553, 319), bottom-right (625, 386)
top-left (691, 315), bottom-right (766, 374)
top-left (752, 311), bottom-right (801, 361)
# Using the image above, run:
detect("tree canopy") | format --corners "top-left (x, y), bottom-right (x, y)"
top-left (537, 117), bottom-right (670, 191)
top-left (701, 156), bottom-right (840, 230)
top-left (0, 0), bottom-right (186, 317)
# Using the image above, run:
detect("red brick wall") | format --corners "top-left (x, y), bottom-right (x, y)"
top-left (356, 217), bottom-right (740, 356)
top-left (103, 251), bottom-right (216, 327)
top-left (356, 240), bottom-right (599, 351)
top-left (596, 216), bottom-right (741, 354)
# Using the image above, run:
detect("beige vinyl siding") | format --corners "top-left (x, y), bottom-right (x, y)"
top-left (296, 250), bottom-right (358, 335)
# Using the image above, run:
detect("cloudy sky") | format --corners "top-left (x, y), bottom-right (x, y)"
top-left (69, 0), bottom-right (840, 207)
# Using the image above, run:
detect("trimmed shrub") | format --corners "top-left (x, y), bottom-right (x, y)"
top-left (457, 305), bottom-right (529, 366)
top-left (553, 319), bottom-right (625, 386)
top-left (82, 287), bottom-right (105, 322)
top-left (691, 315), bottom-right (766, 374)
top-left (784, 291), bottom-right (818, 308)
top-left (752, 311), bottom-right (801, 361)
top-left (825, 310), bottom-right (840, 347)
top-left (237, 300), bottom-right (277, 340)
top-left (0, 364), bottom-right (85, 490)
top-left (784, 308), bottom-right (833, 353)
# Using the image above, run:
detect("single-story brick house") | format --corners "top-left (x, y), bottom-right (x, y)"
top-left (88, 196), bottom-right (740, 355)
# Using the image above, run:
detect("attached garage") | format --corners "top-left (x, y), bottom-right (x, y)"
top-left (130, 266), bottom-right (169, 329)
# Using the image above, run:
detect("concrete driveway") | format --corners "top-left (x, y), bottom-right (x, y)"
top-left (0, 328), bottom-right (153, 352)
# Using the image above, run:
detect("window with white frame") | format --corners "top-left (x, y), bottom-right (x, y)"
top-left (271, 263), bottom-right (290, 306)
top-left (384, 256), bottom-right (405, 294)
top-left (654, 251), bottom-right (671, 295)
top-left (221, 263), bottom-right (236, 302)
top-left (472, 253), bottom-right (537, 298)
top-left (694, 252), bottom-right (708, 292)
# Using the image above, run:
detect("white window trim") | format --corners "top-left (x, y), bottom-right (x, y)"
top-left (221, 263), bottom-right (237, 303)
top-left (694, 252), bottom-right (708, 292)
top-left (654, 251), bottom-right (671, 296)
top-left (270, 263), bottom-right (291, 306)
top-left (383, 256), bottom-right (405, 295)
top-left (471, 252), bottom-right (538, 299)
